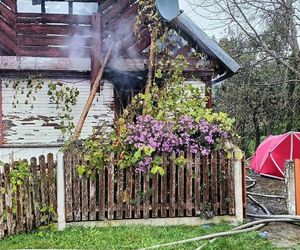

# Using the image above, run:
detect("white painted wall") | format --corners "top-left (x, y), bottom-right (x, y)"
top-left (1, 77), bottom-right (114, 147)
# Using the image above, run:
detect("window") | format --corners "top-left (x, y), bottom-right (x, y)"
top-left (73, 3), bottom-right (98, 15)
top-left (45, 1), bottom-right (68, 14)
top-left (17, 0), bottom-right (41, 13)
top-left (17, 0), bottom-right (99, 15)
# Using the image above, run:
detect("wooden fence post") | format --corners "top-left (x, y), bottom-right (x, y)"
top-left (234, 159), bottom-right (243, 222)
top-left (56, 152), bottom-right (66, 230)
top-left (294, 159), bottom-right (300, 215)
top-left (285, 160), bottom-right (296, 215)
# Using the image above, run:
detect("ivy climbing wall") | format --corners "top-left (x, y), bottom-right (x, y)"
top-left (1, 78), bottom-right (114, 145)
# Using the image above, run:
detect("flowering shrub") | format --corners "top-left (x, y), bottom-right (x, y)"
top-left (125, 114), bottom-right (232, 173)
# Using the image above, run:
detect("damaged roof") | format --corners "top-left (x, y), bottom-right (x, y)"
top-left (172, 13), bottom-right (240, 83)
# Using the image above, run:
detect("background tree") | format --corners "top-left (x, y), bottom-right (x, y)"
top-left (186, 0), bottom-right (300, 155)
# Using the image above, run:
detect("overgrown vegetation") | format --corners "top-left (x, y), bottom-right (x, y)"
top-left (0, 224), bottom-right (276, 249)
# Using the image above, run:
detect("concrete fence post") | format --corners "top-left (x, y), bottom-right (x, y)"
top-left (56, 151), bottom-right (66, 230)
top-left (285, 160), bottom-right (296, 215)
top-left (234, 159), bottom-right (243, 222)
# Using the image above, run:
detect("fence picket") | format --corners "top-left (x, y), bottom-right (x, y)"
top-left (169, 153), bottom-right (176, 217)
top-left (81, 166), bottom-right (89, 221)
top-left (161, 154), bottom-right (167, 217)
top-left (39, 155), bottom-right (48, 210)
top-left (30, 157), bottom-right (40, 228)
top-left (24, 175), bottom-right (32, 231)
top-left (98, 169), bottom-right (105, 220)
top-left (116, 168), bottom-right (123, 219)
top-left (203, 155), bottom-right (209, 208)
top-left (4, 164), bottom-right (13, 235)
top-left (211, 151), bottom-right (218, 214)
top-left (47, 154), bottom-right (57, 215)
top-left (89, 175), bottom-right (97, 220)
top-left (15, 185), bottom-right (23, 233)
top-left (143, 174), bottom-right (150, 218)
top-left (125, 166), bottom-right (132, 219)
top-left (72, 155), bottom-right (81, 221)
top-left (134, 171), bottom-right (141, 219)
top-left (64, 153), bottom-right (73, 221)
top-left (219, 152), bottom-right (225, 215)
top-left (107, 164), bottom-right (114, 220)
top-left (194, 153), bottom-right (201, 215)
top-left (152, 173), bottom-right (158, 218)
top-left (178, 152), bottom-right (185, 216)
top-left (186, 153), bottom-right (193, 216)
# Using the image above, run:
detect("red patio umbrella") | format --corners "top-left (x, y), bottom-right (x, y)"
top-left (250, 132), bottom-right (300, 179)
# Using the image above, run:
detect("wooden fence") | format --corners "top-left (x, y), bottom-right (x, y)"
top-left (64, 151), bottom-right (236, 221)
top-left (0, 150), bottom-right (238, 238)
top-left (0, 154), bottom-right (56, 237)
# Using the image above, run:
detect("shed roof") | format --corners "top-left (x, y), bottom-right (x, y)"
top-left (173, 13), bottom-right (240, 83)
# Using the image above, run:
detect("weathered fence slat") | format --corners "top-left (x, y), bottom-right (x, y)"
top-left (203, 155), bottom-right (209, 208)
top-left (30, 157), bottom-right (40, 228)
top-left (81, 166), bottom-right (89, 221)
top-left (98, 169), bottom-right (105, 220)
top-left (4, 164), bottom-right (14, 235)
top-left (211, 151), bottom-right (218, 214)
top-left (161, 154), bottom-right (167, 218)
top-left (219, 152), bottom-right (225, 215)
top-left (47, 154), bottom-right (57, 215)
top-left (89, 174), bottom-right (97, 221)
top-left (143, 173), bottom-right (150, 218)
top-left (15, 185), bottom-right (23, 233)
top-left (178, 151), bottom-right (185, 217)
top-left (39, 155), bottom-right (48, 210)
top-left (64, 153), bottom-right (73, 221)
top-left (194, 153), bottom-right (201, 215)
top-left (107, 164), bottom-right (114, 220)
top-left (134, 171), bottom-right (141, 219)
top-left (24, 175), bottom-right (32, 231)
top-left (169, 152), bottom-right (176, 217)
top-left (125, 166), bottom-right (132, 219)
top-left (152, 172), bottom-right (158, 218)
top-left (186, 153), bottom-right (193, 216)
top-left (116, 168), bottom-right (123, 219)
top-left (73, 155), bottom-right (81, 221)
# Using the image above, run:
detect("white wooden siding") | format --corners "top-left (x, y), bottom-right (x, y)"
top-left (1, 78), bottom-right (114, 144)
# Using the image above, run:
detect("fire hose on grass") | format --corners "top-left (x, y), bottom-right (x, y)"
top-left (141, 174), bottom-right (300, 250)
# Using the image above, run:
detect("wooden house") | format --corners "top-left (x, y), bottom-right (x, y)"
top-left (0, 0), bottom-right (239, 161)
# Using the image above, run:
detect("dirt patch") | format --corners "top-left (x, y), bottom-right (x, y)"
top-left (246, 172), bottom-right (300, 248)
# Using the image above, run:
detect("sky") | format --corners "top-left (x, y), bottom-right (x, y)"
top-left (178, 0), bottom-right (224, 39)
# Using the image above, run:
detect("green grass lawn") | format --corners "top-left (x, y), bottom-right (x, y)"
top-left (0, 223), bottom-right (276, 249)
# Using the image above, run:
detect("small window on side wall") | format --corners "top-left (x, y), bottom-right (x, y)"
top-left (73, 3), bottom-right (98, 15)
top-left (17, 0), bottom-right (41, 13)
top-left (45, 1), bottom-right (68, 14)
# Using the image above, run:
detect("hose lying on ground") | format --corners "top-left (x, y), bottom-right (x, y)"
top-left (139, 216), bottom-right (300, 250)
top-left (141, 174), bottom-right (298, 250)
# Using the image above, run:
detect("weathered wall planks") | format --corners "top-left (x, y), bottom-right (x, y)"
top-left (1, 79), bottom-right (114, 145)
